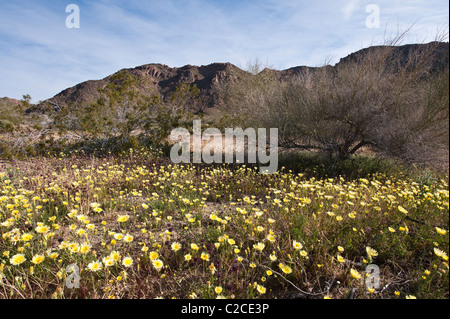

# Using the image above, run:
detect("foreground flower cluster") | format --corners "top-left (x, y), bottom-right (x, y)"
top-left (0, 150), bottom-right (448, 299)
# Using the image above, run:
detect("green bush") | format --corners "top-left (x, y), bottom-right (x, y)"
top-left (0, 119), bottom-right (14, 132)
top-left (278, 151), bottom-right (408, 180)
top-left (0, 141), bottom-right (12, 160)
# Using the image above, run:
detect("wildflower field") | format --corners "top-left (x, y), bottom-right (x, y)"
top-left (0, 148), bottom-right (448, 299)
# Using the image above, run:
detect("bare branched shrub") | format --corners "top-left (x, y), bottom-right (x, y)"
top-left (215, 33), bottom-right (449, 167)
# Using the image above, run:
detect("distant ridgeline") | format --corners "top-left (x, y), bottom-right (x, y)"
top-left (13, 41), bottom-right (448, 114)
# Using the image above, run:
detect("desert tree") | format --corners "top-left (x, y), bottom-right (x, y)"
top-left (145, 81), bottom-right (201, 142)
top-left (215, 32), bottom-right (449, 167)
top-left (50, 71), bottom-right (202, 151)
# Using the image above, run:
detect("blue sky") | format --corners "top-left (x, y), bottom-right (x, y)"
top-left (0, 0), bottom-right (448, 102)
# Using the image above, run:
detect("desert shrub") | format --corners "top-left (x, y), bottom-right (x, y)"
top-left (215, 34), bottom-right (449, 169)
top-left (49, 71), bottom-right (200, 153)
top-left (0, 119), bottom-right (14, 132)
top-left (0, 141), bottom-right (12, 160)
top-left (278, 151), bottom-right (407, 180)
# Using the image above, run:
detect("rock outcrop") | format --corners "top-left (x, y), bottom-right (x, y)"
top-left (21, 41), bottom-right (449, 112)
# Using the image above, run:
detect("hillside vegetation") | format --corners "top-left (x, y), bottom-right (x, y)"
top-left (0, 38), bottom-right (448, 299)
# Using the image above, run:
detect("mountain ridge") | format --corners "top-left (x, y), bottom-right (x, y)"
top-left (2, 41), bottom-right (447, 112)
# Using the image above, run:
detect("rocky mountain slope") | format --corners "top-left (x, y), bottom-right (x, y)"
top-left (6, 41), bottom-right (448, 113)
top-left (0, 97), bottom-right (21, 108)
top-left (41, 62), bottom-right (247, 111)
